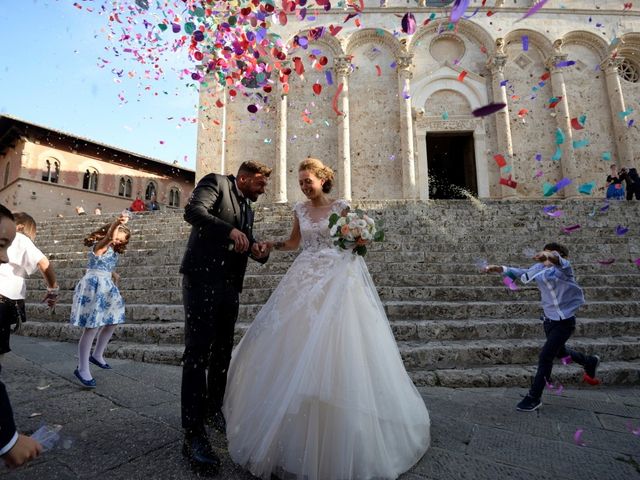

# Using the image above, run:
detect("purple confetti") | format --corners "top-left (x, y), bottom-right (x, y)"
top-left (555, 177), bottom-right (572, 191)
top-left (522, 35), bottom-right (529, 51)
top-left (615, 225), bottom-right (629, 236)
top-left (472, 102), bottom-right (506, 117)
top-left (450, 0), bottom-right (471, 23)
top-left (325, 70), bottom-right (333, 85)
top-left (519, 0), bottom-right (550, 21)
top-left (555, 60), bottom-right (576, 68)
top-left (401, 13), bottom-right (417, 35)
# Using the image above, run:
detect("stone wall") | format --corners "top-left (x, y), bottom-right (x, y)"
top-left (196, 1), bottom-right (640, 201)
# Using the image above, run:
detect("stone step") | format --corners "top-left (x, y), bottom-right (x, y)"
top-left (410, 361), bottom-right (640, 388)
top-left (24, 299), bottom-right (640, 323)
top-left (399, 336), bottom-right (640, 370)
top-left (24, 285), bottom-right (640, 305)
top-left (34, 256), bottom-right (640, 275)
top-left (19, 317), bottom-right (640, 346)
top-left (26, 272), bottom-right (640, 291)
top-left (14, 331), bottom-right (639, 388)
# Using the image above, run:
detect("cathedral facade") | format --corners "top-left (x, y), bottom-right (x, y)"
top-left (196, 0), bottom-right (640, 202)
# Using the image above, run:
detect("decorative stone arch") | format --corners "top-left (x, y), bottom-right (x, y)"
top-left (345, 28), bottom-right (404, 59)
top-left (504, 29), bottom-right (554, 57)
top-left (285, 28), bottom-right (345, 57)
top-left (561, 31), bottom-right (608, 61)
top-left (409, 19), bottom-right (496, 57)
top-left (411, 63), bottom-right (490, 199)
top-left (412, 62), bottom-right (488, 111)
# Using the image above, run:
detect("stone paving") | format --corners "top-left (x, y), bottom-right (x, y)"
top-left (1, 336), bottom-right (639, 479)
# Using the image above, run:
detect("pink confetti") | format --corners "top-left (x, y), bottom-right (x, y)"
top-left (561, 355), bottom-right (572, 365)
top-left (502, 276), bottom-right (518, 291)
top-left (597, 258), bottom-right (616, 265)
top-left (562, 224), bottom-right (581, 234)
top-left (634, 258), bottom-right (640, 267)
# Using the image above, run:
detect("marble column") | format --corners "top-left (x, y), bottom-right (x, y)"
top-left (486, 50), bottom-right (517, 198)
top-left (274, 80), bottom-right (288, 203)
top-left (334, 56), bottom-right (352, 201)
top-left (397, 53), bottom-right (417, 199)
top-left (546, 47), bottom-right (579, 198)
top-left (600, 56), bottom-right (634, 167)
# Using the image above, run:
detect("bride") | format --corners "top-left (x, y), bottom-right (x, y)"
top-left (223, 158), bottom-right (430, 480)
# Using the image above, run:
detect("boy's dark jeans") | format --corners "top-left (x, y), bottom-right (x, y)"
top-left (529, 317), bottom-right (590, 399)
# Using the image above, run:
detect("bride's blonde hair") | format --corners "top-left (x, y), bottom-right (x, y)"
top-left (299, 158), bottom-right (335, 193)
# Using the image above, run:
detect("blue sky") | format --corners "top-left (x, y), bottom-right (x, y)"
top-left (0, 0), bottom-right (199, 169)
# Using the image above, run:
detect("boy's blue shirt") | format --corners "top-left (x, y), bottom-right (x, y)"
top-left (504, 253), bottom-right (585, 320)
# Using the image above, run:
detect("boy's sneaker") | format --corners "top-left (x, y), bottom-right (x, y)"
top-left (516, 395), bottom-right (542, 412)
top-left (584, 355), bottom-right (600, 379)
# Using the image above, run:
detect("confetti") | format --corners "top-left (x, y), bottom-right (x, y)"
top-left (472, 103), bottom-right (506, 117)
top-left (583, 373), bottom-right (601, 385)
top-left (457, 70), bottom-right (468, 82)
top-left (626, 421), bottom-right (640, 436)
top-left (401, 13), bottom-right (417, 34)
top-left (561, 356), bottom-right (572, 365)
top-left (571, 117), bottom-right (585, 130)
top-left (597, 258), bottom-right (615, 265)
top-left (494, 154), bottom-right (507, 168)
top-left (499, 177), bottom-right (517, 189)
top-left (502, 276), bottom-right (518, 291)
top-left (562, 224), bottom-right (581, 234)
top-left (573, 429), bottom-right (586, 446)
top-left (573, 139), bottom-right (589, 149)
top-left (450, 0), bottom-right (471, 23)
top-left (519, 0), bottom-right (550, 21)
top-left (634, 258), bottom-right (640, 267)
top-left (555, 60), bottom-right (576, 68)
top-left (615, 225), bottom-right (629, 236)
top-left (332, 83), bottom-right (344, 116)
top-left (36, 384), bottom-right (51, 391)
top-left (578, 182), bottom-right (595, 195)
top-left (522, 35), bottom-right (529, 51)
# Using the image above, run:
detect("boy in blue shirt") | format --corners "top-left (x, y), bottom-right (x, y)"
top-left (486, 242), bottom-right (601, 412)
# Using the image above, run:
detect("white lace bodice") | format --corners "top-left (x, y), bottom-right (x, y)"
top-left (294, 200), bottom-right (349, 253)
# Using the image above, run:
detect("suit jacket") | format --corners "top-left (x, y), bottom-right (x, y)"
top-left (0, 365), bottom-right (17, 455)
top-left (180, 173), bottom-right (267, 292)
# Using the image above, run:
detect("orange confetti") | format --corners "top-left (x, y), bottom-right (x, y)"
top-left (457, 70), bottom-right (468, 82)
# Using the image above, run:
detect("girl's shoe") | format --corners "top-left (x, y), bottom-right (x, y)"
top-left (516, 395), bottom-right (541, 412)
top-left (74, 368), bottom-right (96, 388)
top-left (89, 355), bottom-right (112, 370)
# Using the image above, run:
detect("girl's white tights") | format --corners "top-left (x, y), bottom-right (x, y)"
top-left (92, 325), bottom-right (117, 365)
top-left (77, 328), bottom-right (99, 380)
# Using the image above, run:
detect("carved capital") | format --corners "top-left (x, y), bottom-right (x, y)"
top-left (397, 54), bottom-right (414, 78)
top-left (600, 55), bottom-right (624, 73)
top-left (486, 54), bottom-right (507, 74)
top-left (333, 56), bottom-right (353, 77)
top-left (545, 53), bottom-right (569, 73)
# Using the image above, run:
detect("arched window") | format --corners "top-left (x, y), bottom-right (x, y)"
top-left (145, 181), bottom-right (157, 201)
top-left (118, 177), bottom-right (133, 198)
top-left (619, 59), bottom-right (639, 83)
top-left (83, 168), bottom-right (98, 191)
top-left (169, 187), bottom-right (181, 207)
top-left (41, 159), bottom-right (60, 183)
top-left (3, 162), bottom-right (10, 187)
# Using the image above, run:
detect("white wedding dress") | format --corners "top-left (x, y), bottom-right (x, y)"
top-left (223, 200), bottom-right (430, 480)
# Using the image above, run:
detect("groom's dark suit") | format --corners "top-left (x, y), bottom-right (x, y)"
top-left (180, 173), bottom-right (267, 435)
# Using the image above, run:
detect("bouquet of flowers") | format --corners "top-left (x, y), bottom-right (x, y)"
top-left (328, 209), bottom-right (384, 256)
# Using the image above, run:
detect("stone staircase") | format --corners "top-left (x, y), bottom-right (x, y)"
top-left (19, 200), bottom-right (640, 388)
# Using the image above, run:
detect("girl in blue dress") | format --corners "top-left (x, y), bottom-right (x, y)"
top-left (70, 214), bottom-right (130, 388)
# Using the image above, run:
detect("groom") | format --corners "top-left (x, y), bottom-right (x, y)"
top-left (180, 160), bottom-right (272, 475)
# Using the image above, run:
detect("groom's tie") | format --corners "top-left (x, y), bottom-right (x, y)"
top-left (239, 197), bottom-right (247, 231)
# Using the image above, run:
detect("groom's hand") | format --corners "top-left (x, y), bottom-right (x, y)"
top-left (229, 228), bottom-right (249, 253)
top-left (251, 242), bottom-right (269, 259)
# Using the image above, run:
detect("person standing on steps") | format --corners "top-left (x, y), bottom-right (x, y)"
top-left (179, 160), bottom-right (271, 476)
top-left (485, 242), bottom-right (601, 412)
top-left (0, 204), bottom-right (43, 469)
